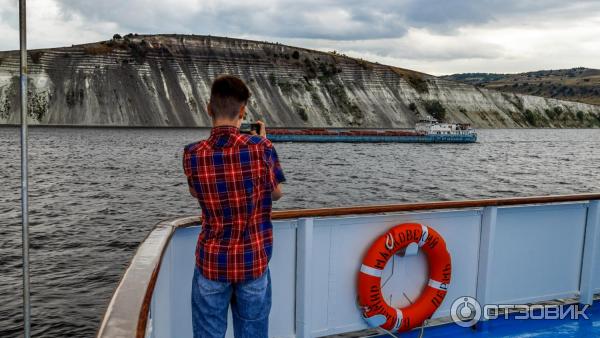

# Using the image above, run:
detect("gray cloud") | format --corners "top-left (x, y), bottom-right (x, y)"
top-left (2, 0), bottom-right (600, 73)
top-left (53, 0), bottom-right (597, 40)
top-left (55, 0), bottom-right (408, 40)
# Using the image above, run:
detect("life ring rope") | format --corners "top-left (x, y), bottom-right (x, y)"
top-left (357, 223), bottom-right (452, 333)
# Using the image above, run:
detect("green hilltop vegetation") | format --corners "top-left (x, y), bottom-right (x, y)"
top-left (442, 67), bottom-right (600, 106)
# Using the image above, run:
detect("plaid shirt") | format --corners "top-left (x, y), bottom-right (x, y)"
top-left (183, 126), bottom-right (286, 282)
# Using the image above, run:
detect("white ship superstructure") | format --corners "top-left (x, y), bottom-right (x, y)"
top-left (415, 118), bottom-right (476, 136)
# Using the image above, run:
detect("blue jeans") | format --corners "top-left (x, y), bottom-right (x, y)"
top-left (191, 267), bottom-right (271, 338)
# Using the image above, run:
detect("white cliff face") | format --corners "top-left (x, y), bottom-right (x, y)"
top-left (1, 34), bottom-right (599, 128)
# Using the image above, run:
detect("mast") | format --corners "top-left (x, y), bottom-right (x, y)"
top-left (19, 0), bottom-right (31, 337)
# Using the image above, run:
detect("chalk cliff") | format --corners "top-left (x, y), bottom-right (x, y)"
top-left (1, 34), bottom-right (599, 127)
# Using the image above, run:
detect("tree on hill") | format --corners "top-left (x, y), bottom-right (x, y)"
top-left (423, 100), bottom-right (446, 121)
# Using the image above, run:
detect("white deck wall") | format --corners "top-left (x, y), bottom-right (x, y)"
top-left (147, 201), bottom-right (600, 338)
top-left (587, 201), bottom-right (600, 294)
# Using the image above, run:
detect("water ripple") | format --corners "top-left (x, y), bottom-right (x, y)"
top-left (1, 127), bottom-right (600, 337)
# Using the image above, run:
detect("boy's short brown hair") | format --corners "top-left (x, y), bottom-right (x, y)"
top-left (209, 75), bottom-right (251, 120)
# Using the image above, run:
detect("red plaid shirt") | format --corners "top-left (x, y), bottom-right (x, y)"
top-left (183, 126), bottom-right (286, 282)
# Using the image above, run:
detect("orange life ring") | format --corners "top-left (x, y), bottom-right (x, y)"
top-left (357, 223), bottom-right (452, 332)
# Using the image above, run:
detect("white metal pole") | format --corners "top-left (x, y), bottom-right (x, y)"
top-left (579, 200), bottom-right (600, 306)
top-left (295, 218), bottom-right (314, 338)
top-left (19, 0), bottom-right (31, 337)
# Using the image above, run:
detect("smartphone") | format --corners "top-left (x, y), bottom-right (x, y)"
top-left (240, 123), bottom-right (261, 135)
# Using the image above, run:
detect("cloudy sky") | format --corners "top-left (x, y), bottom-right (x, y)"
top-left (1, 0), bottom-right (599, 75)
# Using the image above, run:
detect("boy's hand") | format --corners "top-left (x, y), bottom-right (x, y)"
top-left (256, 120), bottom-right (266, 137)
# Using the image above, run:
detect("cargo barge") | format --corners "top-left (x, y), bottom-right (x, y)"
top-left (266, 120), bottom-right (477, 143)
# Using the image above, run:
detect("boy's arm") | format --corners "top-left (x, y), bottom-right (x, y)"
top-left (183, 147), bottom-right (199, 198)
top-left (272, 183), bottom-right (283, 201)
top-left (267, 146), bottom-right (285, 201)
top-left (256, 121), bottom-right (286, 201)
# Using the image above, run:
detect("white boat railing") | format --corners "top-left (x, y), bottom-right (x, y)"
top-left (97, 194), bottom-right (600, 338)
top-left (18, 1), bottom-right (31, 337)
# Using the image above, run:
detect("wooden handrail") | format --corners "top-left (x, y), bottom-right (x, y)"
top-left (169, 193), bottom-right (600, 229)
top-left (270, 193), bottom-right (600, 220)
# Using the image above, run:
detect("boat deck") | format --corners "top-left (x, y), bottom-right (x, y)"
top-left (375, 299), bottom-right (600, 337)
top-left (97, 194), bottom-right (600, 338)
top-left (330, 297), bottom-right (600, 337)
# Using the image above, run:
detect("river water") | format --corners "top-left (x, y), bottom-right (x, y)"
top-left (0, 127), bottom-right (599, 337)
